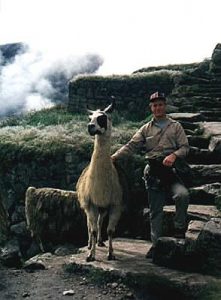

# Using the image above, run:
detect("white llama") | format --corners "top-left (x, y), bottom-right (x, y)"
top-left (76, 99), bottom-right (123, 261)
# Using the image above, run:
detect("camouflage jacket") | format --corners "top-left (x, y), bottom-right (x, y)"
top-left (113, 116), bottom-right (189, 159)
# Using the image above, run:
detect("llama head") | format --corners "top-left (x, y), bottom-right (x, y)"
top-left (87, 98), bottom-right (115, 136)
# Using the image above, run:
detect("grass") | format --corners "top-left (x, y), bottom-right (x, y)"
top-left (0, 105), bottom-right (85, 128)
top-left (0, 105), bottom-right (142, 163)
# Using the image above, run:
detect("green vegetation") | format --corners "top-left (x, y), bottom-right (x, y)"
top-left (0, 105), bottom-right (142, 164)
top-left (133, 62), bottom-right (202, 74)
top-left (0, 105), bottom-right (85, 128)
top-left (73, 69), bottom-right (179, 85)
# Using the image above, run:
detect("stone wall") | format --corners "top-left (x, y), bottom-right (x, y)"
top-left (68, 71), bottom-right (177, 120)
top-left (68, 44), bottom-right (221, 122)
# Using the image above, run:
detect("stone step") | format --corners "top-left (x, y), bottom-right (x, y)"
top-left (189, 182), bottom-right (221, 205)
top-left (168, 112), bottom-right (203, 122)
top-left (144, 205), bottom-right (221, 237)
top-left (202, 116), bottom-right (221, 122)
top-left (179, 121), bottom-right (200, 131)
top-left (185, 220), bottom-right (206, 243)
top-left (191, 164), bottom-right (221, 185)
top-left (187, 135), bottom-right (210, 149)
top-left (195, 86), bottom-right (221, 92)
top-left (172, 99), bottom-right (221, 109)
top-left (164, 204), bottom-right (221, 223)
top-left (187, 147), bottom-right (221, 164)
top-left (154, 218), bottom-right (221, 276)
top-left (200, 122), bottom-right (221, 136)
top-left (179, 108), bottom-right (221, 120)
top-left (68, 238), bottom-right (219, 299)
top-left (180, 91), bottom-right (221, 97)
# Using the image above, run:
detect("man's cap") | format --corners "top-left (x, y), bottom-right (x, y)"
top-left (149, 92), bottom-right (166, 102)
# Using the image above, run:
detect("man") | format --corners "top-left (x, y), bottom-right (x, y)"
top-left (111, 91), bottom-right (190, 258)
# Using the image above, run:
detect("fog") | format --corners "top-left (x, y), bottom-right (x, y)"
top-left (0, 43), bottom-right (103, 117)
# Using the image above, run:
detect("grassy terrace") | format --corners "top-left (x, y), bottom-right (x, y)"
top-left (0, 105), bottom-right (147, 159)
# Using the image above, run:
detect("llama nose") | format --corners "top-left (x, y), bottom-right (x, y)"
top-left (88, 124), bottom-right (96, 134)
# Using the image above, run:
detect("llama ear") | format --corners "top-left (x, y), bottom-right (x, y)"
top-left (86, 105), bottom-right (94, 115)
top-left (104, 96), bottom-right (116, 114)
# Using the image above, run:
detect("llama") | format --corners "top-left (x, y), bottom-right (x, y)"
top-left (76, 99), bottom-right (123, 261)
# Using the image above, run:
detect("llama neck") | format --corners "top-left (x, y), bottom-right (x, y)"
top-left (90, 133), bottom-right (111, 168)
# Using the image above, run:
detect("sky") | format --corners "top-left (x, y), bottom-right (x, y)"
top-left (1, 0), bottom-right (221, 75)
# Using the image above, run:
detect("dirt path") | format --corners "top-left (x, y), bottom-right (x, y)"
top-left (0, 254), bottom-right (158, 300)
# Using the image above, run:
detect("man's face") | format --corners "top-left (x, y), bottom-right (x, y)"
top-left (150, 100), bottom-right (166, 118)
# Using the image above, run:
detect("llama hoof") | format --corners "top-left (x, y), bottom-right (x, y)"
top-left (86, 255), bottom-right (95, 262)
top-left (98, 241), bottom-right (106, 247)
top-left (107, 254), bottom-right (115, 261)
top-left (88, 245), bottom-right (92, 250)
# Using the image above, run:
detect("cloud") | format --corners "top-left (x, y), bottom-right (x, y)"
top-left (0, 44), bottom-right (103, 117)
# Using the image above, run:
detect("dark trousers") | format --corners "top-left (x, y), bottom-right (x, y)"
top-left (147, 178), bottom-right (189, 246)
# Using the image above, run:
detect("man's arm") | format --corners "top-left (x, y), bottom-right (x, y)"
top-left (163, 123), bottom-right (189, 167)
top-left (112, 125), bottom-right (146, 160)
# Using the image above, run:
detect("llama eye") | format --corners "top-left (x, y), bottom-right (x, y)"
top-left (97, 114), bottom-right (107, 129)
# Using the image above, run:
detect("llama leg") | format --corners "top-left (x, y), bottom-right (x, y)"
top-left (85, 207), bottom-right (98, 262)
top-left (107, 206), bottom-right (121, 260)
top-left (87, 218), bottom-right (92, 250)
top-left (97, 210), bottom-right (107, 247)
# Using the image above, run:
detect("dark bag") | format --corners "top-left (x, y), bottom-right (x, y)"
top-left (147, 156), bottom-right (179, 187)
top-left (173, 157), bottom-right (194, 187)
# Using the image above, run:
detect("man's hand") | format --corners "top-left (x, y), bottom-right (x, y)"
top-left (163, 153), bottom-right (176, 167)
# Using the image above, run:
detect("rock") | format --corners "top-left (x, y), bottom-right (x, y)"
top-left (153, 218), bottom-right (221, 275)
top-left (210, 43), bottom-right (221, 73)
top-left (0, 198), bottom-right (9, 244)
top-left (179, 121), bottom-right (200, 131)
top-left (200, 122), bottom-right (221, 136)
top-left (23, 261), bottom-right (46, 270)
top-left (22, 292), bottom-right (30, 298)
top-left (11, 205), bottom-right (26, 224)
top-left (186, 220), bottom-right (206, 241)
top-left (24, 252), bottom-right (53, 269)
top-left (185, 220), bottom-right (206, 253)
top-left (153, 237), bottom-right (186, 269)
top-left (111, 282), bottom-right (118, 289)
top-left (10, 221), bottom-right (29, 238)
top-left (196, 218), bottom-right (221, 275)
top-left (186, 205), bottom-right (221, 221)
top-left (168, 112), bottom-right (203, 122)
top-left (144, 205), bottom-right (221, 238)
top-left (189, 182), bottom-right (221, 205)
top-left (166, 105), bottom-right (179, 113)
top-left (0, 239), bottom-right (22, 267)
top-left (63, 289), bottom-right (75, 296)
top-left (209, 135), bottom-right (221, 152)
top-left (26, 240), bottom-right (42, 258)
top-left (187, 135), bottom-right (210, 149)
top-left (125, 292), bottom-right (134, 299)
top-left (191, 164), bottom-right (221, 185)
top-left (187, 148), bottom-right (221, 164)
top-left (54, 244), bottom-right (79, 256)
